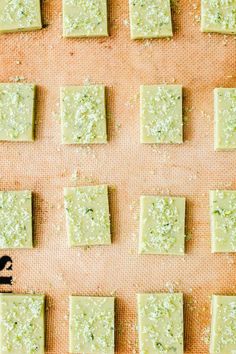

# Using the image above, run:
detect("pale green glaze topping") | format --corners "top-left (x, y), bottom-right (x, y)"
top-left (64, 185), bottom-right (111, 247)
top-left (210, 295), bottom-right (236, 353)
top-left (0, 84), bottom-right (35, 141)
top-left (140, 196), bottom-right (185, 255)
top-left (0, 0), bottom-right (42, 32)
top-left (214, 88), bottom-right (236, 150)
top-left (61, 85), bottom-right (107, 144)
top-left (201, 0), bottom-right (236, 34)
top-left (69, 296), bottom-right (114, 353)
top-left (0, 191), bottom-right (32, 249)
top-left (0, 294), bottom-right (44, 354)
top-left (138, 293), bottom-right (183, 354)
top-left (129, 0), bottom-right (172, 39)
top-left (210, 190), bottom-right (236, 252)
top-left (140, 85), bottom-right (183, 144)
top-left (63, 0), bottom-right (108, 37)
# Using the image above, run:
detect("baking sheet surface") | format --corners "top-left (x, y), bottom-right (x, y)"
top-left (0, 0), bottom-right (236, 353)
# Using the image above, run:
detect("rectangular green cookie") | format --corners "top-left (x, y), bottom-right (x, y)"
top-left (138, 293), bottom-right (184, 353)
top-left (64, 185), bottom-right (111, 247)
top-left (0, 191), bottom-right (32, 249)
top-left (140, 85), bottom-right (183, 144)
top-left (60, 85), bottom-right (107, 144)
top-left (69, 296), bottom-right (115, 354)
top-left (210, 190), bottom-right (236, 253)
top-left (201, 0), bottom-right (236, 34)
top-left (129, 0), bottom-right (173, 39)
top-left (62, 0), bottom-right (108, 37)
top-left (210, 295), bottom-right (236, 353)
top-left (0, 83), bottom-right (35, 141)
top-left (0, 0), bottom-right (42, 33)
top-left (214, 88), bottom-right (236, 151)
top-left (139, 196), bottom-right (185, 255)
top-left (0, 294), bottom-right (45, 354)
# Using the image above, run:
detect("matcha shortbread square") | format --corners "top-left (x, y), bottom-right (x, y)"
top-left (140, 85), bottom-right (183, 144)
top-left (138, 293), bottom-right (184, 353)
top-left (0, 0), bottom-right (42, 34)
top-left (214, 88), bottom-right (236, 150)
top-left (0, 294), bottom-right (45, 354)
top-left (210, 295), bottom-right (236, 353)
top-left (0, 83), bottom-right (35, 141)
top-left (210, 190), bottom-right (236, 252)
top-left (60, 85), bottom-right (107, 144)
top-left (0, 190), bottom-right (32, 249)
top-left (69, 296), bottom-right (115, 354)
top-left (139, 195), bottom-right (185, 255)
top-left (64, 185), bottom-right (111, 247)
top-left (129, 0), bottom-right (173, 39)
top-left (201, 0), bottom-right (236, 34)
top-left (63, 0), bottom-right (108, 37)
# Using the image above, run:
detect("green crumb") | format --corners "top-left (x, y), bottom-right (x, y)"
top-left (214, 88), bottom-right (236, 150)
top-left (210, 295), bottom-right (236, 353)
top-left (0, 83), bottom-right (35, 141)
top-left (129, 0), bottom-right (173, 39)
top-left (62, 0), bottom-right (108, 37)
top-left (139, 195), bottom-right (185, 255)
top-left (0, 0), bottom-right (42, 33)
top-left (201, 0), bottom-right (236, 34)
top-left (138, 293), bottom-right (184, 353)
top-left (0, 294), bottom-right (45, 354)
top-left (140, 85), bottom-right (183, 144)
top-left (0, 191), bottom-right (32, 249)
top-left (64, 185), bottom-right (111, 247)
top-left (69, 296), bottom-right (114, 353)
top-left (60, 85), bottom-right (107, 144)
top-left (210, 190), bottom-right (236, 252)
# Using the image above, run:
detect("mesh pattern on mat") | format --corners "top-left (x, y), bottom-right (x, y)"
top-left (0, 0), bottom-right (236, 353)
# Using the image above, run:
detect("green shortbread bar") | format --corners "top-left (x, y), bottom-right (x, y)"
top-left (0, 294), bottom-right (45, 354)
top-left (69, 296), bottom-right (115, 354)
top-left (0, 0), bottom-right (42, 34)
top-left (140, 85), bottom-right (183, 144)
top-left (201, 0), bottom-right (236, 34)
top-left (214, 88), bottom-right (236, 150)
top-left (0, 191), bottom-right (32, 249)
top-left (60, 85), bottom-right (107, 144)
top-left (210, 295), bottom-right (236, 353)
top-left (129, 0), bottom-right (173, 39)
top-left (62, 0), bottom-right (108, 37)
top-left (0, 83), bottom-right (35, 141)
top-left (138, 293), bottom-right (184, 354)
top-left (210, 190), bottom-right (236, 253)
top-left (139, 196), bottom-right (185, 255)
top-left (64, 185), bottom-right (111, 247)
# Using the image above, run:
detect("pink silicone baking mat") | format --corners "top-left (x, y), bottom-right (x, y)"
top-left (0, 0), bottom-right (236, 353)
